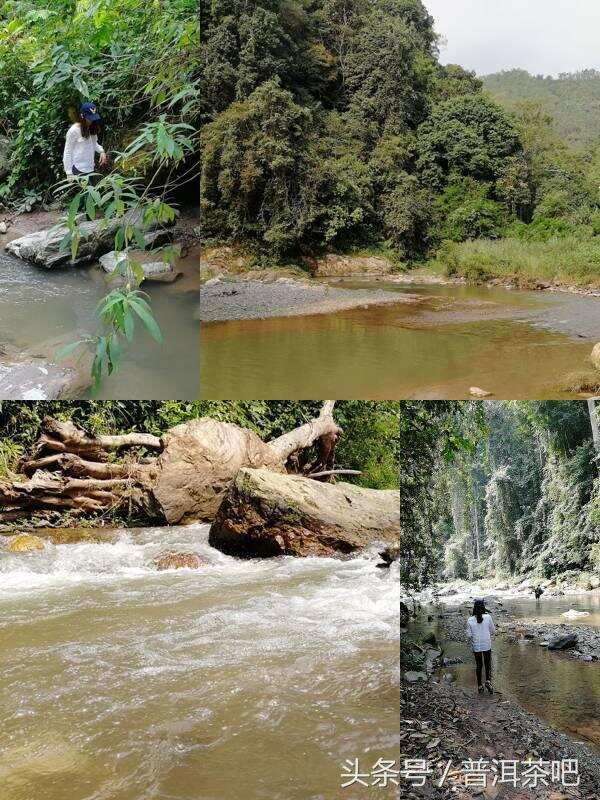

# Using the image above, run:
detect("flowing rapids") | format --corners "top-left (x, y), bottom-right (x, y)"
top-left (0, 525), bottom-right (400, 800)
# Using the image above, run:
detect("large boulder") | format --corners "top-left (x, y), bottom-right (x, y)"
top-left (150, 420), bottom-right (285, 524)
top-left (208, 467), bottom-right (400, 558)
top-left (0, 358), bottom-right (90, 399)
top-left (547, 632), bottom-right (578, 651)
top-left (6, 211), bottom-right (173, 268)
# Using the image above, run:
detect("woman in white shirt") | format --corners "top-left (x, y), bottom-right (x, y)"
top-left (63, 102), bottom-right (107, 181)
top-left (466, 598), bottom-right (495, 695)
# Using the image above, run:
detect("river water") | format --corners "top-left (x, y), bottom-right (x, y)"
top-left (200, 281), bottom-right (599, 399)
top-left (0, 525), bottom-right (400, 800)
top-left (415, 594), bottom-right (600, 751)
top-left (0, 250), bottom-right (198, 399)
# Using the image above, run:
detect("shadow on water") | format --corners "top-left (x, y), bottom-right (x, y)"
top-left (410, 593), bottom-right (600, 752)
top-left (200, 280), bottom-right (600, 399)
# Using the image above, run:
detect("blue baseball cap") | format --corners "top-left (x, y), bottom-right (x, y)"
top-left (80, 102), bottom-right (101, 123)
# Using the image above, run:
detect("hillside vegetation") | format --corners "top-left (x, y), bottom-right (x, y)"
top-left (483, 69), bottom-right (600, 152)
top-left (201, 1), bottom-right (600, 291)
top-left (200, 0), bottom-right (535, 260)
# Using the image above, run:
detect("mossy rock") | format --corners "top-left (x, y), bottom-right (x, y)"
top-left (153, 552), bottom-right (201, 570)
top-left (6, 533), bottom-right (45, 552)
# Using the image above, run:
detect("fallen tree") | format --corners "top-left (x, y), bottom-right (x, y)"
top-left (209, 467), bottom-right (400, 557)
top-left (0, 402), bottom-right (357, 529)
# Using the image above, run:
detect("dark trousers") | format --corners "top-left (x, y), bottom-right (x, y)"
top-left (72, 166), bottom-right (99, 185)
top-left (474, 649), bottom-right (492, 685)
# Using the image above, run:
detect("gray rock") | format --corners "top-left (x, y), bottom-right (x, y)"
top-left (99, 247), bottom-right (180, 283)
top-left (442, 656), bottom-right (464, 666)
top-left (0, 221), bottom-right (7, 235)
top-left (547, 633), bottom-right (578, 651)
top-left (0, 359), bottom-right (89, 399)
top-left (404, 671), bottom-right (427, 683)
top-left (6, 210), bottom-right (173, 268)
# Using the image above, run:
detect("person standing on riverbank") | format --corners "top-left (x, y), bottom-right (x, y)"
top-left (467, 598), bottom-right (495, 695)
top-left (63, 102), bottom-right (107, 181)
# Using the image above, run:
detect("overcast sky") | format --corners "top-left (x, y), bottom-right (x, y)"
top-left (424, 0), bottom-right (600, 76)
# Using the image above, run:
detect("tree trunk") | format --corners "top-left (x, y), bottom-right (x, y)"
top-left (0, 404), bottom-right (354, 527)
top-left (588, 399), bottom-right (600, 453)
top-left (268, 401), bottom-right (340, 461)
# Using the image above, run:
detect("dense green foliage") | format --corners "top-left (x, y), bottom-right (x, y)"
top-left (401, 401), bottom-right (600, 587)
top-left (399, 401), bottom-right (476, 590)
top-left (437, 74), bottom-right (600, 287)
top-left (0, 400), bottom-right (400, 490)
top-left (200, 0), bottom-right (531, 259)
top-left (484, 69), bottom-right (600, 152)
top-left (0, 0), bottom-right (199, 206)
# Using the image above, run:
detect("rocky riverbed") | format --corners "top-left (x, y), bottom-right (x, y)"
top-left (401, 679), bottom-right (600, 800)
top-left (502, 621), bottom-right (600, 662)
top-left (199, 276), bottom-right (414, 322)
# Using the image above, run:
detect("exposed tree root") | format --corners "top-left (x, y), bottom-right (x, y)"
top-left (0, 402), bottom-right (351, 526)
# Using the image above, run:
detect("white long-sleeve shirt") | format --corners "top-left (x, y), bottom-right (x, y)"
top-left (63, 123), bottom-right (104, 175)
top-left (466, 613), bottom-right (495, 652)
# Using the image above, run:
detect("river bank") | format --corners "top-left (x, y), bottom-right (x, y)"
top-left (199, 275), bottom-right (415, 322)
top-left (396, 265), bottom-right (600, 299)
top-left (401, 678), bottom-right (600, 799)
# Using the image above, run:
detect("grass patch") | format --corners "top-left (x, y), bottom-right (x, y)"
top-left (559, 370), bottom-right (600, 395)
top-left (430, 236), bottom-right (600, 288)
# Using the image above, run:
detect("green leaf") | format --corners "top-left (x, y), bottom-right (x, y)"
top-left (67, 194), bottom-right (81, 224)
top-left (114, 227), bottom-right (125, 251)
top-left (133, 227), bottom-right (146, 250)
top-left (123, 308), bottom-right (135, 341)
top-left (85, 193), bottom-right (96, 221)
top-left (56, 340), bottom-right (83, 359)
top-left (70, 232), bottom-right (81, 261)
top-left (129, 299), bottom-right (163, 343)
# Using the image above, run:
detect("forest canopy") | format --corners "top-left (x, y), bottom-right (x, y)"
top-left (200, 1), bottom-right (600, 291)
top-left (200, 0), bottom-right (534, 258)
top-left (400, 401), bottom-right (600, 591)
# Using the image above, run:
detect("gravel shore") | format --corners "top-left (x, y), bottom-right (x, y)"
top-left (402, 679), bottom-right (600, 799)
top-left (199, 277), bottom-right (415, 322)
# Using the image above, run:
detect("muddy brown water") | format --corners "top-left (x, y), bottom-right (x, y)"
top-left (200, 281), bottom-right (600, 399)
top-left (411, 594), bottom-right (600, 752)
top-left (0, 525), bottom-right (400, 800)
top-left (0, 249), bottom-right (198, 399)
